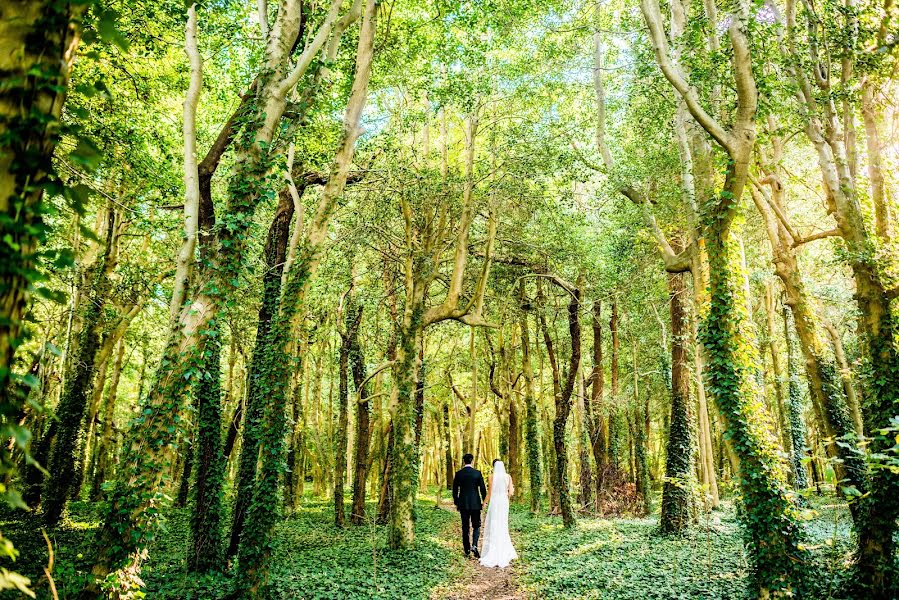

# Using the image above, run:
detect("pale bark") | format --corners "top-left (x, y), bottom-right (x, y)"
top-left (169, 3), bottom-right (203, 325)
top-left (87, 0), bottom-right (359, 591)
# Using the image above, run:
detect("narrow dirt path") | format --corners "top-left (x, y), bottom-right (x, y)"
top-left (432, 501), bottom-right (527, 600)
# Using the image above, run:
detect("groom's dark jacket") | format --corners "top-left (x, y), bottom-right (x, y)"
top-left (453, 466), bottom-right (487, 511)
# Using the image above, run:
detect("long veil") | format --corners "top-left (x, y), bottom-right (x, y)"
top-left (480, 460), bottom-right (517, 567)
top-left (490, 461), bottom-right (508, 498)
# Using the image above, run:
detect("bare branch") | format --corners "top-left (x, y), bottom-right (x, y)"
top-left (275, 0), bottom-right (347, 98)
top-left (792, 228), bottom-right (841, 247)
top-left (639, 0), bottom-right (732, 151)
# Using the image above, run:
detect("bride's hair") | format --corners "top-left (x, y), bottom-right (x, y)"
top-left (492, 459), bottom-right (501, 466)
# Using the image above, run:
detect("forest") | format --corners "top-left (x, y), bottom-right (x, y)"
top-left (1, 0), bottom-right (898, 597)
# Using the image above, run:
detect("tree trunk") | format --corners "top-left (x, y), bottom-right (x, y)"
top-left (701, 225), bottom-right (806, 593)
top-left (0, 0), bottom-right (85, 395)
top-left (350, 319), bottom-right (371, 524)
top-left (228, 184), bottom-right (301, 556)
top-left (518, 282), bottom-right (542, 513)
top-left (413, 347), bottom-right (426, 490)
top-left (468, 328), bottom-right (478, 462)
top-left (386, 304), bottom-right (424, 548)
top-left (443, 400), bottom-right (453, 491)
top-left (589, 301), bottom-right (608, 509)
top-left (660, 270), bottom-right (693, 533)
top-left (550, 284), bottom-right (580, 528)
top-left (763, 282), bottom-right (790, 452)
top-left (187, 332), bottom-right (226, 573)
top-left (609, 302), bottom-right (621, 470)
top-left (284, 356), bottom-right (305, 510)
top-left (508, 398), bottom-right (520, 500)
top-left (377, 421), bottom-right (394, 524)
top-left (822, 320), bottom-right (863, 436)
top-left (42, 206), bottom-right (117, 527)
top-left (234, 3), bottom-right (376, 588)
top-left (335, 301), bottom-right (361, 527)
top-left (632, 338), bottom-right (651, 515)
top-left (783, 307), bottom-right (809, 490)
top-left (577, 374), bottom-right (593, 509)
top-left (176, 432), bottom-right (195, 508)
top-left (92, 336), bottom-right (126, 501)
top-left (693, 319), bottom-right (719, 508)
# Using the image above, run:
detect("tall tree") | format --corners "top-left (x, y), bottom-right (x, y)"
top-left (641, 0), bottom-right (808, 592)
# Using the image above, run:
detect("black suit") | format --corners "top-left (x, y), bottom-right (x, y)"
top-left (453, 466), bottom-right (487, 554)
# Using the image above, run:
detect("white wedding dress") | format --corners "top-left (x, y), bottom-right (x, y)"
top-left (479, 461), bottom-right (518, 568)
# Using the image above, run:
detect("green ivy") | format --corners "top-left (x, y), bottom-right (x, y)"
top-left (700, 224), bottom-right (808, 596)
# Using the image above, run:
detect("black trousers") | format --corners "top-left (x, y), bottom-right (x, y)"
top-left (459, 509), bottom-right (481, 554)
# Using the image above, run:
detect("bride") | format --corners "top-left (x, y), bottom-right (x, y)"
top-left (479, 459), bottom-right (518, 568)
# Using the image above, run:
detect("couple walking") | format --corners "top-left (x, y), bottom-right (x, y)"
top-left (452, 453), bottom-right (518, 568)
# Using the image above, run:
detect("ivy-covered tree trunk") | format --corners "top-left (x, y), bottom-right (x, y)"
top-left (442, 400), bottom-right (453, 491)
top-left (551, 284), bottom-right (580, 529)
top-left (350, 322), bottom-right (371, 524)
top-left (335, 301), bottom-right (361, 527)
top-left (608, 302), bottom-right (621, 470)
top-left (42, 206), bottom-right (116, 527)
top-left (660, 270), bottom-right (693, 534)
top-left (176, 431), bottom-right (194, 508)
top-left (86, 54), bottom-right (299, 599)
top-left (235, 2), bottom-right (376, 586)
top-left (849, 283), bottom-right (899, 596)
top-left (92, 336), bottom-right (127, 500)
top-left (234, 255), bottom-right (313, 594)
top-left (589, 301), bottom-right (607, 508)
top-left (518, 284), bottom-right (542, 513)
top-left (386, 303), bottom-right (424, 548)
top-left (632, 339), bottom-right (651, 515)
top-left (783, 308), bottom-right (808, 490)
top-left (187, 329), bottom-right (225, 573)
top-left (701, 226), bottom-right (807, 594)
top-left (0, 0), bottom-right (84, 397)
top-left (229, 184), bottom-right (300, 555)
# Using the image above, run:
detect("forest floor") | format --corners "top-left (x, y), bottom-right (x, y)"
top-left (433, 500), bottom-right (525, 600)
top-left (0, 490), bottom-right (856, 599)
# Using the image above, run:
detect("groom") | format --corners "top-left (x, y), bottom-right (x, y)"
top-left (452, 453), bottom-right (487, 559)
